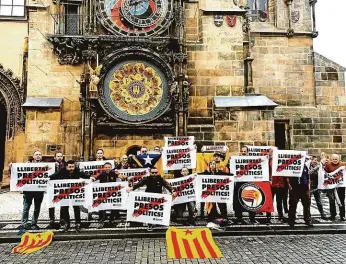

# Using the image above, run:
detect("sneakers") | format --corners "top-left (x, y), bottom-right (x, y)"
top-left (206, 222), bottom-right (225, 230)
top-left (147, 226), bottom-right (153, 232)
top-left (47, 221), bottom-right (55, 229)
top-left (75, 224), bottom-right (81, 233)
top-left (305, 222), bottom-right (314, 227)
top-left (31, 224), bottom-right (40, 230)
top-left (62, 224), bottom-right (70, 232)
top-left (340, 217), bottom-right (346, 221)
top-left (266, 218), bottom-right (272, 225)
top-left (329, 216), bottom-right (336, 221)
top-left (97, 222), bottom-right (104, 229)
top-left (249, 219), bottom-right (258, 225)
top-left (288, 221), bottom-right (295, 228)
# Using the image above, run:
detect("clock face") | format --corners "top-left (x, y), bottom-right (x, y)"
top-left (102, 60), bottom-right (170, 122)
top-left (97, 0), bottom-right (174, 36)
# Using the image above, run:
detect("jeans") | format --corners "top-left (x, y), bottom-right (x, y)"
top-left (326, 189), bottom-right (337, 217)
top-left (267, 187), bottom-right (285, 219)
top-left (49, 207), bottom-right (63, 223)
top-left (61, 206), bottom-right (81, 226)
top-left (337, 187), bottom-right (345, 218)
top-left (207, 203), bottom-right (227, 222)
top-left (288, 186), bottom-right (311, 223)
top-left (311, 189), bottom-right (325, 217)
top-left (175, 202), bottom-right (195, 221)
top-left (22, 192), bottom-right (44, 226)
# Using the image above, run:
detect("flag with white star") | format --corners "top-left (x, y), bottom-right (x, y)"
top-left (135, 153), bottom-right (162, 168)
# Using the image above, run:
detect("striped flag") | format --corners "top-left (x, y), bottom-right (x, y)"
top-left (166, 227), bottom-right (223, 259)
top-left (12, 231), bottom-right (54, 254)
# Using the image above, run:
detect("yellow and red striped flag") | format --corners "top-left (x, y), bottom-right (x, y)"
top-left (166, 227), bottom-right (223, 259)
top-left (12, 231), bottom-right (54, 254)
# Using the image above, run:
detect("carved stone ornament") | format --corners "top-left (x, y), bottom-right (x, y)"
top-left (214, 15), bottom-right (224, 27)
top-left (0, 64), bottom-right (25, 138)
top-left (226, 15), bottom-right (237, 27)
top-left (291, 11), bottom-right (300, 23)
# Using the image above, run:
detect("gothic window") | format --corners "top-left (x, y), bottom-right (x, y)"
top-left (64, 4), bottom-right (79, 35)
top-left (247, 0), bottom-right (268, 22)
top-left (0, 0), bottom-right (25, 18)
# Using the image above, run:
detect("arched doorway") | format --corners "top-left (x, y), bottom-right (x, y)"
top-left (126, 145), bottom-right (141, 156)
top-left (0, 100), bottom-right (6, 182)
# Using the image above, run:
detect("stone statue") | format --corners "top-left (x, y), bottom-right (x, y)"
top-left (88, 64), bottom-right (103, 93)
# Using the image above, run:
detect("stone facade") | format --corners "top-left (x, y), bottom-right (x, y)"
top-left (0, 0), bottom-right (345, 186)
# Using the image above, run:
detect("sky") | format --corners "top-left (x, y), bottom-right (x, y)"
top-left (314, 0), bottom-right (346, 68)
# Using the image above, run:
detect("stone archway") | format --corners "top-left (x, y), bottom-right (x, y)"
top-left (0, 64), bottom-right (25, 182)
top-left (0, 64), bottom-right (24, 139)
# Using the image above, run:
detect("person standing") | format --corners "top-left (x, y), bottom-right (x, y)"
top-left (48, 151), bottom-right (66, 229)
top-left (91, 162), bottom-right (127, 228)
top-left (287, 161), bottom-right (313, 227)
top-left (324, 154), bottom-right (346, 221)
top-left (173, 167), bottom-right (196, 226)
top-left (309, 156), bottom-right (327, 220)
top-left (95, 149), bottom-right (107, 161)
top-left (233, 146), bottom-right (257, 224)
top-left (50, 160), bottom-right (90, 233)
top-left (18, 150), bottom-right (45, 235)
top-left (203, 161), bottom-right (228, 228)
top-left (126, 167), bottom-right (176, 231)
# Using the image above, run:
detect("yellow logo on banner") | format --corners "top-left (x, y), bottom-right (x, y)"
top-left (166, 227), bottom-right (223, 259)
top-left (12, 231), bottom-right (54, 254)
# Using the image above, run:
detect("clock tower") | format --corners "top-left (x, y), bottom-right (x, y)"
top-left (47, 0), bottom-right (188, 160)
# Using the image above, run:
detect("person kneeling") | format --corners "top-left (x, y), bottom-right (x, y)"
top-left (91, 162), bottom-right (127, 229)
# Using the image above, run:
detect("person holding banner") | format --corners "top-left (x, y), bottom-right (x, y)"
top-left (18, 150), bottom-right (45, 234)
top-left (309, 156), bottom-right (327, 220)
top-left (287, 162), bottom-right (313, 227)
top-left (50, 160), bottom-right (90, 232)
top-left (203, 161), bottom-right (229, 226)
top-left (48, 151), bottom-right (66, 229)
top-left (233, 146), bottom-right (257, 225)
top-left (324, 154), bottom-right (346, 221)
top-left (173, 167), bottom-right (196, 226)
top-left (116, 155), bottom-right (133, 170)
top-left (127, 167), bottom-right (176, 231)
top-left (91, 162), bottom-right (127, 228)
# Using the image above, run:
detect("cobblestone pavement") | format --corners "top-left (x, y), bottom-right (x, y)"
top-left (0, 234), bottom-right (345, 263)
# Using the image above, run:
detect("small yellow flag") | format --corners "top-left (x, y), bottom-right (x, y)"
top-left (166, 227), bottom-right (223, 259)
top-left (12, 231), bottom-right (54, 254)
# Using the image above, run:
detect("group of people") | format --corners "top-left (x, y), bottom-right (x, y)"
top-left (14, 145), bottom-right (346, 234)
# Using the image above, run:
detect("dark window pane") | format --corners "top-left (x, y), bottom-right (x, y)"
top-left (65, 5), bottom-right (78, 35)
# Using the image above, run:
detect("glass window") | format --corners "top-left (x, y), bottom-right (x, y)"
top-left (65, 4), bottom-right (79, 35)
top-left (0, 0), bottom-right (25, 17)
top-left (247, 0), bottom-right (268, 22)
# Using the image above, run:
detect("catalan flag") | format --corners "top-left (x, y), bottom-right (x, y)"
top-left (12, 231), bottom-right (54, 254)
top-left (166, 227), bottom-right (223, 259)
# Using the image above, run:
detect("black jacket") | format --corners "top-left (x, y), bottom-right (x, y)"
top-left (98, 171), bottom-right (118, 183)
top-left (50, 167), bottom-right (88, 180)
top-left (132, 176), bottom-right (173, 194)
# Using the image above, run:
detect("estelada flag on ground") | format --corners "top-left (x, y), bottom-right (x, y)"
top-left (12, 231), bottom-right (54, 254)
top-left (236, 182), bottom-right (274, 213)
top-left (166, 227), bottom-right (223, 259)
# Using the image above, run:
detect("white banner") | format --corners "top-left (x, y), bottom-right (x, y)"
top-left (229, 156), bottom-right (269, 182)
top-left (118, 168), bottom-right (150, 187)
top-left (85, 182), bottom-right (128, 212)
top-left (164, 136), bottom-right (195, 147)
top-left (46, 179), bottom-right (90, 208)
top-left (167, 174), bottom-right (196, 205)
top-left (318, 166), bottom-right (346, 189)
top-left (195, 175), bottom-right (234, 203)
top-left (10, 163), bottom-right (56, 192)
top-left (272, 150), bottom-right (307, 177)
top-left (202, 145), bottom-right (228, 153)
top-left (126, 192), bottom-right (172, 226)
top-left (78, 160), bottom-right (115, 177)
top-left (245, 145), bottom-right (278, 156)
top-left (162, 145), bottom-right (197, 171)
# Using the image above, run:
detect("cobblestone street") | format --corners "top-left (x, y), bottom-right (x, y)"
top-left (0, 234), bottom-right (345, 264)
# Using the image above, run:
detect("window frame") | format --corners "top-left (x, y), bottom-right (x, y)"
top-left (0, 0), bottom-right (27, 20)
top-left (247, 0), bottom-right (269, 22)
